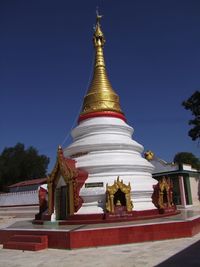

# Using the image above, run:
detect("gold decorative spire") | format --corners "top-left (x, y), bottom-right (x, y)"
top-left (80, 12), bottom-right (123, 116)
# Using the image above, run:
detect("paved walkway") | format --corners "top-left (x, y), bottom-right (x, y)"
top-left (0, 206), bottom-right (200, 267)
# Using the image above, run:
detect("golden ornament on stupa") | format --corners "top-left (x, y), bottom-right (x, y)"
top-left (80, 13), bottom-right (123, 116)
top-left (144, 151), bottom-right (154, 161)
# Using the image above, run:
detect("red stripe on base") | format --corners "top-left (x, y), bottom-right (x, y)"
top-left (2, 216), bottom-right (200, 249)
top-left (78, 111), bottom-right (127, 123)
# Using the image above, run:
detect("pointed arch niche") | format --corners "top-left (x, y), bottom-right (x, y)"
top-left (152, 176), bottom-right (175, 212)
top-left (106, 177), bottom-right (133, 213)
top-left (47, 147), bottom-right (87, 220)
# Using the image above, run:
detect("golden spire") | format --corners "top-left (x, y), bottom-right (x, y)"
top-left (80, 12), bottom-right (123, 116)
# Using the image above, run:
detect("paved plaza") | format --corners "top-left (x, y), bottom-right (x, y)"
top-left (0, 206), bottom-right (200, 267)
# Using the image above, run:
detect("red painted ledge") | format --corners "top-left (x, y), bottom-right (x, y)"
top-left (33, 209), bottom-right (180, 225)
top-left (1, 216), bottom-right (200, 250)
top-left (78, 111), bottom-right (127, 123)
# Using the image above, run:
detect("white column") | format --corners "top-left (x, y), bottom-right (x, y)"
top-left (178, 175), bottom-right (186, 207)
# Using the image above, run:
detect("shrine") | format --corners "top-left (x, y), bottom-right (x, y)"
top-left (152, 176), bottom-right (176, 213)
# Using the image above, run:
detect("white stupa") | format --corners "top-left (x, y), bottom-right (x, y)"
top-left (64, 14), bottom-right (156, 214)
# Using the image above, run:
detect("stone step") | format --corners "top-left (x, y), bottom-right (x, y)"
top-left (9, 234), bottom-right (48, 243)
top-left (3, 235), bottom-right (48, 251)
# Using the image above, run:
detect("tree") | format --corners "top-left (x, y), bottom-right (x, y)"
top-left (174, 152), bottom-right (200, 170)
top-left (182, 91), bottom-right (200, 141)
top-left (0, 143), bottom-right (49, 191)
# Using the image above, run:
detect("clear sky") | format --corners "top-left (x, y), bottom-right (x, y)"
top-left (1, 0), bottom-right (199, 172)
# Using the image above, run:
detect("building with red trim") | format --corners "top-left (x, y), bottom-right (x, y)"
top-left (8, 178), bottom-right (47, 193)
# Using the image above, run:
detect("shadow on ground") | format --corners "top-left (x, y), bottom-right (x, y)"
top-left (155, 240), bottom-right (200, 267)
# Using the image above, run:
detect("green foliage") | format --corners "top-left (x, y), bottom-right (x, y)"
top-left (174, 152), bottom-right (200, 170)
top-left (182, 91), bottom-right (200, 141)
top-left (0, 143), bottom-right (49, 191)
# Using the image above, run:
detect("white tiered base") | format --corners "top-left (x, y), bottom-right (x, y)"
top-left (64, 117), bottom-right (157, 214)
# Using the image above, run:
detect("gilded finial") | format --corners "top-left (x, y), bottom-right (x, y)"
top-left (93, 10), bottom-right (105, 48)
top-left (58, 145), bottom-right (63, 155)
top-left (96, 8), bottom-right (103, 25)
top-left (79, 13), bottom-right (124, 117)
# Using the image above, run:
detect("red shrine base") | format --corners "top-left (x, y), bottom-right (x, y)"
top-left (1, 215), bottom-right (200, 250)
top-left (1, 209), bottom-right (200, 250)
top-left (35, 208), bottom-right (179, 225)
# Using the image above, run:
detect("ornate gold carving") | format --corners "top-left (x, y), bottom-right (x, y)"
top-left (80, 13), bottom-right (123, 116)
top-left (158, 177), bottom-right (173, 208)
top-left (144, 150), bottom-right (154, 161)
top-left (93, 12), bottom-right (105, 48)
top-left (106, 177), bottom-right (133, 213)
top-left (152, 176), bottom-right (174, 209)
top-left (47, 146), bottom-right (77, 216)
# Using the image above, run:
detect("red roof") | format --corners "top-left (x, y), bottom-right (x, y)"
top-left (8, 178), bottom-right (47, 188)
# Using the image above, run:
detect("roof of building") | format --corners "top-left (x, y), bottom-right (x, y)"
top-left (8, 177), bottom-right (47, 188)
top-left (144, 151), bottom-right (200, 176)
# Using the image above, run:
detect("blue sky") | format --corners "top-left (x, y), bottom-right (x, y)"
top-left (0, 0), bottom-right (199, 172)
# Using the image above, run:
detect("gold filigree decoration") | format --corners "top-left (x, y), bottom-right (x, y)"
top-left (47, 146), bottom-right (77, 215)
top-left (144, 150), bottom-right (154, 161)
top-left (106, 177), bottom-right (133, 213)
top-left (158, 177), bottom-right (174, 209)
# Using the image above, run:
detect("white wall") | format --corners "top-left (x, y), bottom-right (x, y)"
top-left (190, 177), bottom-right (200, 206)
top-left (0, 190), bottom-right (38, 206)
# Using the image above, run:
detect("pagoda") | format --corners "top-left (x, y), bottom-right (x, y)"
top-left (1, 14), bottom-right (193, 253)
top-left (61, 13), bottom-right (157, 216)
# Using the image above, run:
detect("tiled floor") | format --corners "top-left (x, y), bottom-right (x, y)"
top-left (2, 207), bottom-right (200, 232)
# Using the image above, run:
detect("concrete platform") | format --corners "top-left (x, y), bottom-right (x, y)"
top-left (1, 206), bottom-right (200, 266)
top-left (1, 233), bottom-right (200, 267)
top-left (1, 208), bottom-right (200, 249)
